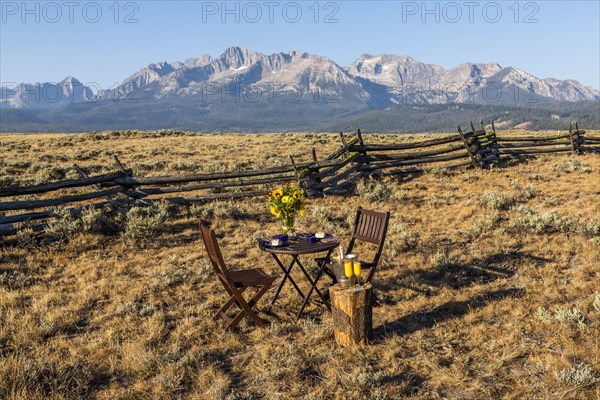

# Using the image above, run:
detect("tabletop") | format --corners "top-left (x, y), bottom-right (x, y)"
top-left (259, 234), bottom-right (340, 255)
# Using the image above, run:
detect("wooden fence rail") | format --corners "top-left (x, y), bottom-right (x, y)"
top-left (0, 122), bottom-right (597, 237)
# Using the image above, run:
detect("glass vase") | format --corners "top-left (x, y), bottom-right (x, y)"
top-left (282, 215), bottom-right (296, 238)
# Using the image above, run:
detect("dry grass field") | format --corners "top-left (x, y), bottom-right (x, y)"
top-left (1, 131), bottom-right (599, 399)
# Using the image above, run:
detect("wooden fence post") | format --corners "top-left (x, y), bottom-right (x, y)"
top-left (569, 122), bottom-right (583, 154)
top-left (457, 125), bottom-right (482, 169)
top-left (458, 121), bottom-right (500, 169)
top-left (289, 155), bottom-right (300, 181)
top-left (113, 155), bottom-right (131, 175)
top-left (355, 128), bottom-right (371, 170)
top-left (73, 164), bottom-right (102, 190)
top-left (338, 132), bottom-right (348, 158)
top-left (478, 120), bottom-right (500, 167)
top-left (303, 148), bottom-right (325, 198)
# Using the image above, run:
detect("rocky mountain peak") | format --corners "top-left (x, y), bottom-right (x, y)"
top-left (184, 54), bottom-right (212, 68)
top-left (3, 47), bottom-right (598, 110)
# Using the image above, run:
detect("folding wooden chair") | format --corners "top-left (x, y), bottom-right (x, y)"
top-left (315, 207), bottom-right (390, 285)
top-left (200, 223), bottom-right (276, 330)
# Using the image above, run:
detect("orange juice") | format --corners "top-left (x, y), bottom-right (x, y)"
top-left (344, 261), bottom-right (353, 278)
top-left (353, 261), bottom-right (361, 277)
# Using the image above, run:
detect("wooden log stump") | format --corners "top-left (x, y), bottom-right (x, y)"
top-left (329, 283), bottom-right (373, 346)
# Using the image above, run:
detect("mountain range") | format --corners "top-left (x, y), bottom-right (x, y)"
top-left (1, 46), bottom-right (599, 132)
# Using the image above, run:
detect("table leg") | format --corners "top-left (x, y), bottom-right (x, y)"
top-left (294, 255), bottom-right (331, 319)
top-left (266, 254), bottom-right (305, 313)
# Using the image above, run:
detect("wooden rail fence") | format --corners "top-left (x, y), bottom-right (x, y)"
top-left (0, 122), bottom-right (597, 237)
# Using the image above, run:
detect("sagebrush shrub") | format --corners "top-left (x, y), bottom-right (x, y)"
top-left (554, 306), bottom-right (586, 329)
top-left (560, 158), bottom-right (592, 174)
top-left (391, 189), bottom-right (408, 202)
top-left (35, 166), bottom-right (67, 184)
top-left (537, 307), bottom-right (551, 322)
top-left (593, 293), bottom-right (600, 313)
top-left (388, 221), bottom-right (420, 251)
top-left (577, 219), bottom-right (600, 238)
top-left (80, 206), bottom-right (104, 234)
top-left (555, 363), bottom-right (598, 387)
top-left (509, 206), bottom-right (574, 234)
top-left (123, 202), bottom-right (169, 240)
top-left (467, 212), bottom-right (504, 237)
top-left (45, 208), bottom-right (81, 242)
top-left (189, 201), bottom-right (245, 221)
top-left (478, 191), bottom-right (516, 210)
top-left (354, 179), bottom-right (392, 202)
top-left (509, 206), bottom-right (599, 238)
top-left (303, 205), bottom-right (335, 231)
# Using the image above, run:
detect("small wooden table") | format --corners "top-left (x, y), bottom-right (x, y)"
top-left (259, 235), bottom-right (340, 319)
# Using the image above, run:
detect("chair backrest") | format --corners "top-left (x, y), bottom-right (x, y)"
top-left (200, 223), bottom-right (234, 287)
top-left (346, 207), bottom-right (390, 272)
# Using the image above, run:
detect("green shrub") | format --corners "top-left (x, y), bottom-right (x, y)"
top-left (509, 206), bottom-right (574, 234)
top-left (554, 306), bottom-right (586, 329)
top-left (80, 206), bottom-right (104, 234)
top-left (577, 219), bottom-right (600, 238)
top-left (304, 205), bottom-right (335, 231)
top-left (467, 212), bottom-right (504, 237)
top-left (555, 363), bottom-right (598, 387)
top-left (354, 179), bottom-right (392, 202)
top-left (35, 166), bottom-right (67, 184)
top-left (507, 179), bottom-right (540, 201)
top-left (123, 202), bottom-right (169, 240)
top-left (391, 189), bottom-right (408, 202)
top-left (559, 158), bottom-right (592, 174)
top-left (593, 293), bottom-right (600, 313)
top-left (537, 307), bottom-right (551, 322)
top-left (45, 208), bottom-right (82, 242)
top-left (478, 191), bottom-right (516, 210)
top-left (189, 201), bottom-right (245, 221)
top-left (388, 221), bottom-right (420, 251)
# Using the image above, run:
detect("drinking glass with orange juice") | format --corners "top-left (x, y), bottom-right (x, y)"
top-left (344, 254), bottom-right (359, 285)
top-left (353, 260), bottom-right (361, 283)
top-left (344, 259), bottom-right (353, 279)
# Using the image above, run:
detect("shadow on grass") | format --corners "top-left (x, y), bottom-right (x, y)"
top-left (374, 287), bottom-right (524, 339)
top-left (378, 251), bottom-right (551, 293)
top-left (497, 153), bottom-right (531, 168)
top-left (412, 251), bottom-right (550, 290)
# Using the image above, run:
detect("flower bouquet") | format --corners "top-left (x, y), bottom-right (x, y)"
top-left (267, 183), bottom-right (307, 237)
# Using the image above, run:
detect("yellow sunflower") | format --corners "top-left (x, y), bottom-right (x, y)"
top-left (270, 206), bottom-right (280, 218)
top-left (272, 188), bottom-right (283, 199)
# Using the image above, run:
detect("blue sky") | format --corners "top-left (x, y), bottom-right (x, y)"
top-left (1, 0), bottom-right (599, 90)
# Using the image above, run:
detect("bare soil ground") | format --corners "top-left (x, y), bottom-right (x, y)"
top-left (1, 131), bottom-right (599, 399)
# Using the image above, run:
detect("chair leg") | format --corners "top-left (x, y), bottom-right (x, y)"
top-left (247, 284), bottom-right (272, 309)
top-left (213, 287), bottom-right (247, 321)
top-left (222, 285), bottom-right (271, 330)
top-left (214, 303), bottom-right (235, 326)
top-left (243, 284), bottom-right (273, 327)
top-left (226, 309), bottom-right (248, 330)
top-left (365, 267), bottom-right (376, 284)
top-left (234, 298), bottom-right (267, 328)
top-left (214, 294), bottom-right (235, 320)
